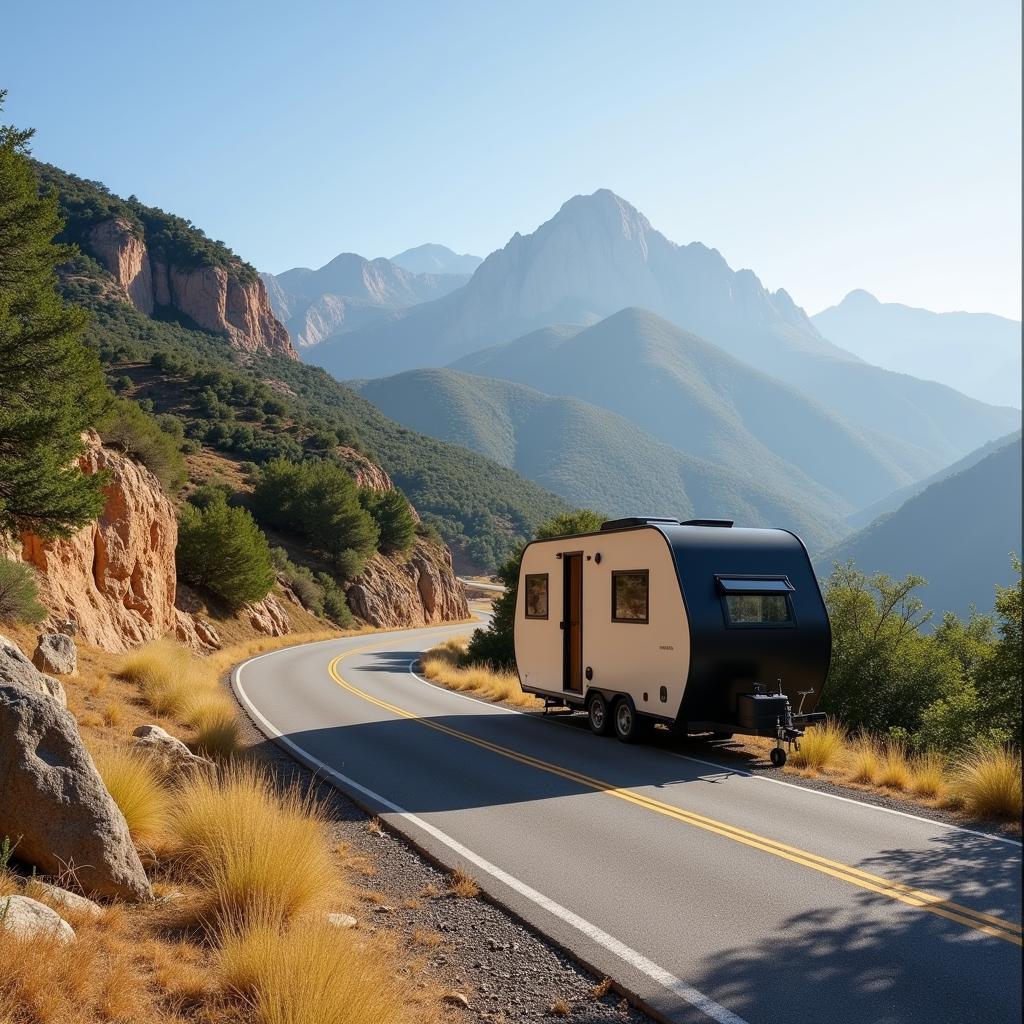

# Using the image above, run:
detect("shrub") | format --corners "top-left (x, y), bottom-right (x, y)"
top-left (0, 558), bottom-right (46, 624)
top-left (170, 763), bottom-right (338, 926)
top-left (322, 588), bottom-right (353, 628)
top-left (360, 488), bottom-right (417, 554)
top-left (96, 397), bottom-right (188, 491)
top-left (951, 745), bottom-right (1022, 820)
top-left (119, 640), bottom-right (195, 716)
top-left (177, 496), bottom-right (275, 609)
top-left (93, 746), bottom-right (170, 848)
top-left (789, 719), bottom-right (846, 771)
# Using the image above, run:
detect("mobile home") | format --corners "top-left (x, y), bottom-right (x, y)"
top-left (513, 517), bottom-right (830, 765)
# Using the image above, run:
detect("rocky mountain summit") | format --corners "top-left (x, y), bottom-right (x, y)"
top-left (390, 243), bottom-right (483, 276)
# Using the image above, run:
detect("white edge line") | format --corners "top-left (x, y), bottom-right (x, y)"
top-left (232, 642), bottom-right (750, 1024)
top-left (403, 650), bottom-right (1023, 851)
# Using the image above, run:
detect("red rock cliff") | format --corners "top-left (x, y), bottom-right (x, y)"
top-left (86, 217), bottom-right (296, 360)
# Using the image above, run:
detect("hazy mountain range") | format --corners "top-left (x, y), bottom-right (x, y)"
top-left (391, 243), bottom-right (483, 276)
top-left (817, 434), bottom-right (1022, 616)
top-left (268, 188), bottom-right (1021, 610)
top-left (813, 290), bottom-right (1022, 408)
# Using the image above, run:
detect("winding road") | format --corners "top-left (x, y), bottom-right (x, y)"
top-left (233, 622), bottom-right (1022, 1024)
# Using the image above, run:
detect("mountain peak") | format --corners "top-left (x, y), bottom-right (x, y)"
top-left (391, 243), bottom-right (482, 276)
top-left (841, 288), bottom-right (880, 307)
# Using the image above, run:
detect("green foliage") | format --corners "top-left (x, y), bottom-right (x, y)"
top-left (0, 558), bottom-right (47, 624)
top-left (176, 496), bottom-right (275, 609)
top-left (361, 488), bottom-right (417, 554)
top-left (973, 554), bottom-right (1023, 745)
top-left (96, 397), bottom-right (188, 492)
top-left (252, 460), bottom-right (378, 579)
top-left (0, 97), bottom-right (108, 537)
top-left (270, 546), bottom-right (353, 627)
top-left (467, 509), bottom-right (606, 669)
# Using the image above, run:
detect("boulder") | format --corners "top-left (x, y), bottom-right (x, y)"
top-left (327, 912), bottom-right (359, 929)
top-left (32, 632), bottom-right (77, 675)
top-left (132, 723), bottom-right (215, 777)
top-left (0, 683), bottom-right (152, 902)
top-left (0, 895), bottom-right (75, 943)
top-left (20, 880), bottom-right (103, 921)
top-left (0, 633), bottom-right (66, 707)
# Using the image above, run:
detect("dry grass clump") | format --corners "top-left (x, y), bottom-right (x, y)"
top-left (185, 694), bottom-right (240, 758)
top-left (119, 639), bottom-right (200, 717)
top-left (420, 642), bottom-right (542, 709)
top-left (550, 997), bottom-right (572, 1016)
top-left (93, 745), bottom-right (171, 848)
top-left (909, 751), bottom-right (948, 799)
top-left (170, 763), bottom-right (338, 926)
top-left (951, 746), bottom-right (1023, 820)
top-left (102, 701), bottom-right (125, 727)
top-left (447, 867), bottom-right (480, 899)
top-left (590, 977), bottom-right (613, 999)
top-left (874, 742), bottom-right (911, 791)
top-left (845, 735), bottom-right (883, 784)
top-left (220, 917), bottom-right (408, 1024)
top-left (789, 719), bottom-right (846, 771)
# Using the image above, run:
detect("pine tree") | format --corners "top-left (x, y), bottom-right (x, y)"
top-left (0, 94), bottom-right (108, 537)
top-left (361, 487), bottom-right (417, 554)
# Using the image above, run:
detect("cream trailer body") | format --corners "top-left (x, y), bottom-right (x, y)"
top-left (513, 518), bottom-right (830, 765)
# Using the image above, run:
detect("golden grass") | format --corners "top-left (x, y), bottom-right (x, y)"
top-left (119, 640), bottom-right (199, 717)
top-left (102, 701), bottom-right (125, 727)
top-left (411, 928), bottom-right (443, 948)
top-left (789, 719), bottom-right (846, 771)
top-left (909, 751), bottom-right (948, 799)
top-left (169, 763), bottom-right (339, 927)
top-left (845, 736), bottom-right (884, 785)
top-left (220, 917), bottom-right (409, 1024)
top-left (875, 742), bottom-right (911, 791)
top-left (550, 998), bottom-right (571, 1017)
top-left (420, 644), bottom-right (542, 709)
top-left (93, 745), bottom-right (171, 849)
top-left (951, 746), bottom-right (1023, 820)
top-left (185, 694), bottom-right (240, 758)
top-left (448, 867), bottom-right (479, 899)
top-left (590, 978), bottom-right (613, 999)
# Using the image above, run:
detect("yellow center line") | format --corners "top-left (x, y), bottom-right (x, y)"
top-left (326, 642), bottom-right (1022, 947)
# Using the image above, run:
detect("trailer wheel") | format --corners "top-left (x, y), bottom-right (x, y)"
top-left (587, 693), bottom-right (612, 736)
top-left (613, 697), bottom-right (640, 744)
top-left (770, 747), bottom-right (787, 768)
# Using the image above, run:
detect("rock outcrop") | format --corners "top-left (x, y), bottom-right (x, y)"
top-left (32, 633), bottom-right (77, 676)
top-left (0, 633), bottom-right (66, 707)
top-left (0, 682), bottom-right (152, 901)
top-left (86, 217), bottom-right (295, 360)
top-left (132, 724), bottom-right (215, 777)
top-left (243, 593), bottom-right (290, 637)
top-left (0, 895), bottom-right (75, 943)
top-left (10, 432), bottom-right (207, 654)
top-left (337, 446), bottom-right (397, 495)
top-left (346, 537), bottom-right (468, 628)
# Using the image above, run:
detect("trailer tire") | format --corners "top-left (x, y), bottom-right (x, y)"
top-left (770, 747), bottom-right (787, 768)
top-left (613, 696), bottom-right (641, 744)
top-left (587, 692), bottom-right (613, 736)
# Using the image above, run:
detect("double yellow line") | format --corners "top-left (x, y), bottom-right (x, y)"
top-left (326, 643), bottom-right (1022, 947)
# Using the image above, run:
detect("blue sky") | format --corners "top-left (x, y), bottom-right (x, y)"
top-left (2, 0), bottom-right (1020, 317)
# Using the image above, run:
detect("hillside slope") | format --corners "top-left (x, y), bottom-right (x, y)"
top-left (40, 164), bottom-right (566, 570)
top-left (813, 289), bottom-right (1022, 408)
top-left (451, 308), bottom-right (931, 510)
top-left (306, 189), bottom-right (1019, 469)
top-left (816, 436), bottom-right (1023, 617)
top-left (357, 367), bottom-right (847, 549)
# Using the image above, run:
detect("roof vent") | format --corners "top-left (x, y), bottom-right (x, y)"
top-left (599, 517), bottom-right (681, 532)
top-left (681, 519), bottom-right (734, 528)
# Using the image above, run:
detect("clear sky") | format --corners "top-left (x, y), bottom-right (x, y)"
top-left (2, 0), bottom-right (1020, 317)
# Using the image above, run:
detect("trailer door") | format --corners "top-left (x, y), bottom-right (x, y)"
top-left (562, 552), bottom-right (583, 692)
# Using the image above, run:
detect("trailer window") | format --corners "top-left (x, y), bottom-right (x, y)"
top-left (612, 570), bottom-right (649, 623)
top-left (723, 593), bottom-right (792, 625)
top-left (524, 574), bottom-right (549, 619)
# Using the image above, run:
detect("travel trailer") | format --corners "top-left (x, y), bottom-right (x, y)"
top-left (513, 517), bottom-right (830, 766)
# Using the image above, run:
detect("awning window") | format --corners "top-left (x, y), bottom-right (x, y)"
top-left (715, 576), bottom-right (795, 595)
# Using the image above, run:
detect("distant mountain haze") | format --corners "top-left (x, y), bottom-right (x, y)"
top-left (262, 253), bottom-right (469, 348)
top-left (305, 189), bottom-right (1019, 467)
top-left (813, 290), bottom-right (1022, 409)
top-left (390, 243), bottom-right (483, 276)
top-left (356, 366), bottom-right (849, 551)
top-left (817, 435), bottom-right (1023, 618)
top-left (451, 308), bottom-right (940, 510)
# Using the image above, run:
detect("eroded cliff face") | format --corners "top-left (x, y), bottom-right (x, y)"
top-left (85, 217), bottom-right (295, 360)
top-left (346, 537), bottom-right (469, 629)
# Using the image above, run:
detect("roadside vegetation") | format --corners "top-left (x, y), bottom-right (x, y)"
top-left (420, 636), bottom-right (541, 708)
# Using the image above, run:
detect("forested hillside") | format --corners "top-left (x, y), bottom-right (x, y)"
top-left (37, 168), bottom-right (566, 569)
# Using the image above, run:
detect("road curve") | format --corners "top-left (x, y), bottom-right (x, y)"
top-left (233, 624), bottom-right (1022, 1024)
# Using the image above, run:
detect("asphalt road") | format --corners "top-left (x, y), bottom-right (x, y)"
top-left (233, 623), bottom-right (1022, 1024)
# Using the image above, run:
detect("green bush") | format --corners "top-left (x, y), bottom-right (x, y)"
top-left (97, 397), bottom-right (188, 492)
top-left (176, 496), bottom-right (274, 609)
top-left (252, 459), bottom-right (378, 579)
top-left (0, 558), bottom-right (47, 624)
top-left (361, 488), bottom-right (417, 554)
